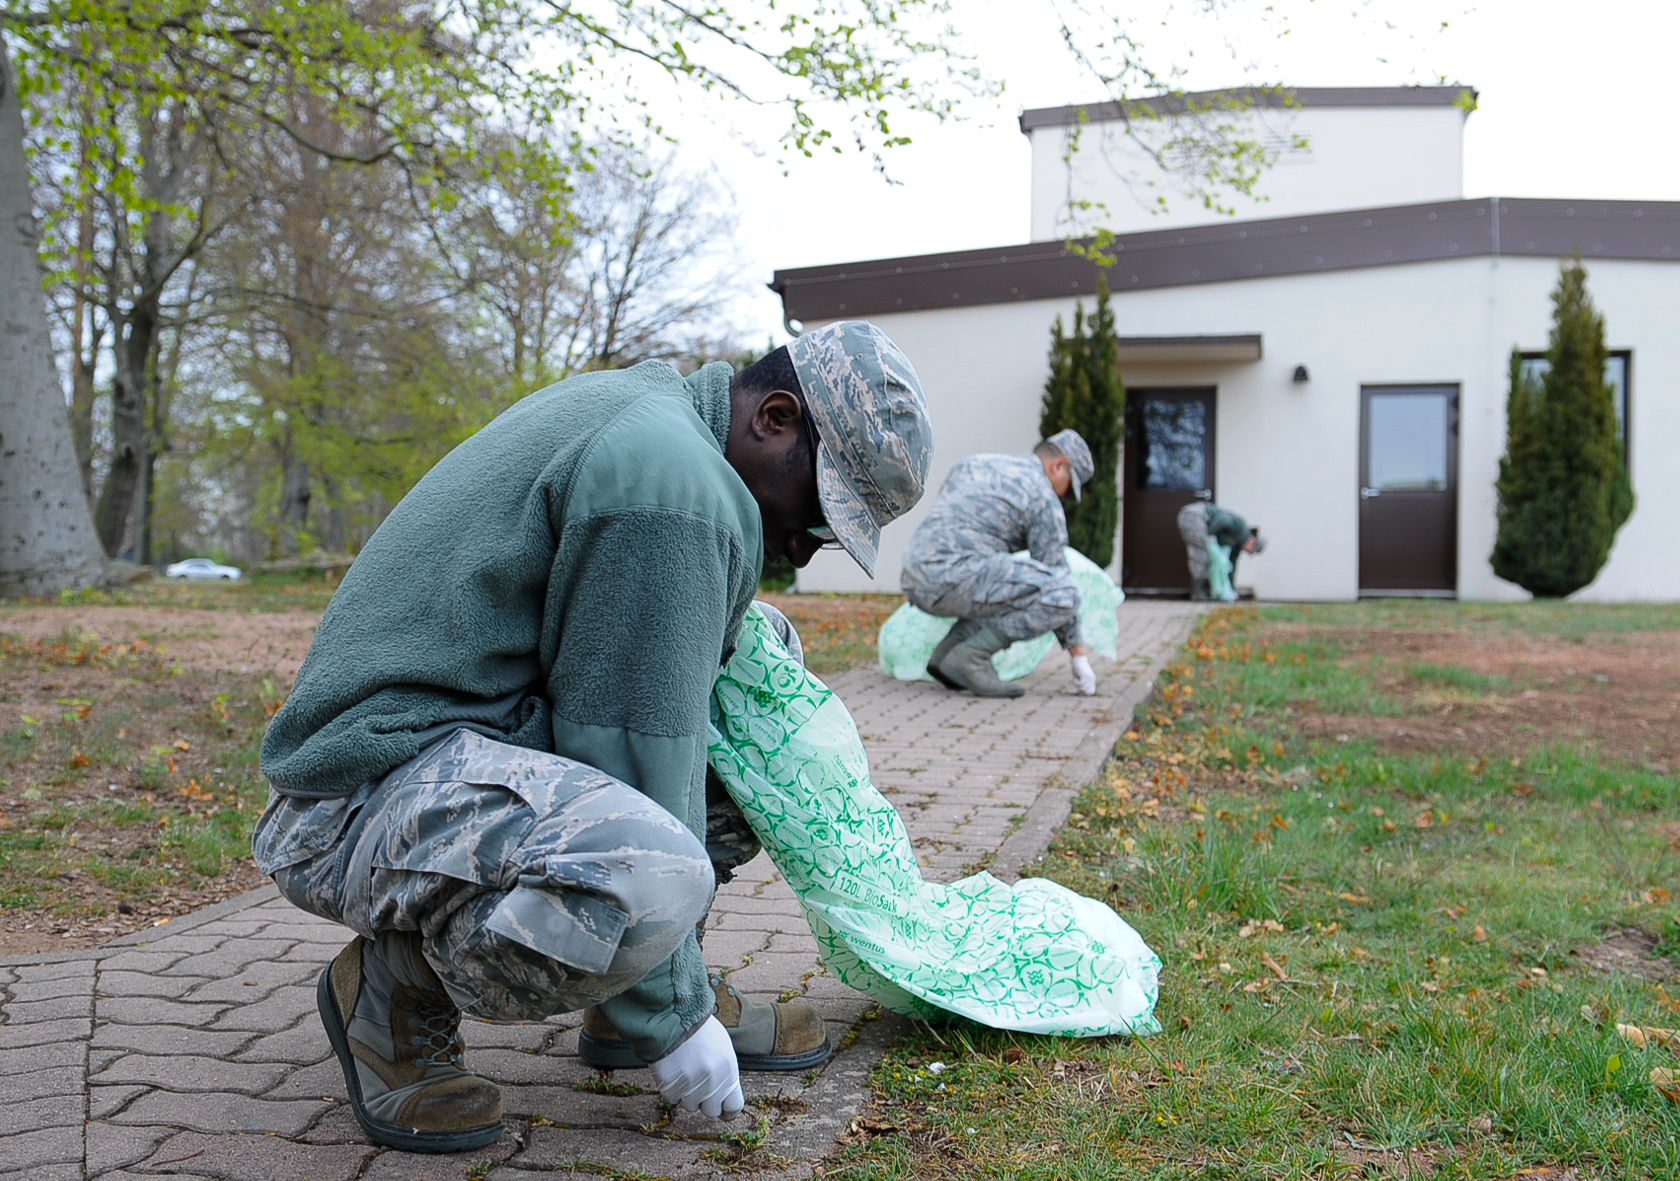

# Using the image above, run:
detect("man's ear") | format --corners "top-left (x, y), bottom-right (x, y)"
top-left (752, 390), bottom-right (803, 440)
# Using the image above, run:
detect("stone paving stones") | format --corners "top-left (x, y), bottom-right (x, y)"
top-left (90, 1053), bottom-right (293, 1094)
top-left (0, 1125), bottom-right (85, 1173)
top-left (94, 1024), bottom-right (256, 1058)
top-left (94, 996), bottom-right (232, 1028)
top-left (85, 1124), bottom-right (174, 1176)
top-left (0, 601), bottom-right (1197, 1179)
top-left (136, 1132), bottom-right (377, 1181)
top-left (110, 1090), bottom-right (331, 1136)
top-left (230, 1019), bottom-right (330, 1064)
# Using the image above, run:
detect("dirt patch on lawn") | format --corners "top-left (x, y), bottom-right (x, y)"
top-left (0, 605), bottom-right (320, 687)
top-left (1267, 625), bottom-right (1680, 770)
top-left (1572, 928), bottom-right (1676, 983)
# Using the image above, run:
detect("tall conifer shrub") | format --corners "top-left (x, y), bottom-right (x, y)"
top-left (1040, 278), bottom-right (1124, 567)
top-left (1491, 261), bottom-right (1633, 596)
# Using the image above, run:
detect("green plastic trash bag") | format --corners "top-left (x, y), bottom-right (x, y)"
top-left (878, 548), bottom-right (1125, 682)
top-left (1206, 541), bottom-right (1237, 602)
top-left (709, 606), bottom-right (1161, 1037)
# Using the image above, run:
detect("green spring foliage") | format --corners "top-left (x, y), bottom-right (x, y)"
top-left (1040, 277), bottom-right (1125, 568)
top-left (1491, 262), bottom-right (1634, 597)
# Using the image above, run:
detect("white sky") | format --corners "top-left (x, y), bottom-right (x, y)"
top-left (648, 0), bottom-right (1680, 344)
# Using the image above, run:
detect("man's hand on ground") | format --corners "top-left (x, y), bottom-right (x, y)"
top-left (649, 1015), bottom-right (745, 1118)
top-left (1070, 654), bottom-right (1096, 696)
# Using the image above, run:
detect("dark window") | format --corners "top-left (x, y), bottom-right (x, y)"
top-left (1518, 350), bottom-right (1632, 465)
top-left (1136, 398), bottom-right (1207, 490)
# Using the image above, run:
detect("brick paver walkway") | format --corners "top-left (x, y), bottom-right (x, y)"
top-left (0, 602), bottom-right (1200, 1181)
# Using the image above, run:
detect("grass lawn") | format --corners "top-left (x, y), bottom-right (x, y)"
top-left (829, 602), bottom-right (1680, 1180)
top-left (54, 569), bottom-right (343, 614)
top-left (0, 627), bottom-right (278, 950)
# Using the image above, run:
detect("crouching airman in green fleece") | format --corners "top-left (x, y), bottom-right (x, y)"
top-left (254, 322), bottom-right (933, 1152)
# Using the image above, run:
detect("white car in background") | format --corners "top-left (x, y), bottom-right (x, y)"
top-left (164, 557), bottom-right (243, 581)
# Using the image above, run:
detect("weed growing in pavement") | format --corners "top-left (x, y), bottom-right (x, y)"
top-left (830, 603), bottom-right (1680, 1179)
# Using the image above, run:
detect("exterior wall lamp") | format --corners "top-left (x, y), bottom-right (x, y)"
top-left (1292, 364), bottom-right (1310, 384)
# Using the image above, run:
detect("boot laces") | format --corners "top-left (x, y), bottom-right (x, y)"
top-left (408, 993), bottom-right (465, 1070)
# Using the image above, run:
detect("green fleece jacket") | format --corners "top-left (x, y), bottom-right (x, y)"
top-left (260, 359), bottom-right (761, 1060)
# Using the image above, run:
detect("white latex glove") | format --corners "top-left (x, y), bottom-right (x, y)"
top-left (649, 1016), bottom-right (744, 1118)
top-left (1070, 654), bottom-right (1097, 696)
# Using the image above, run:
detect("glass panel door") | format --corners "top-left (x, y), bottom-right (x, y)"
top-left (1359, 385), bottom-right (1458, 594)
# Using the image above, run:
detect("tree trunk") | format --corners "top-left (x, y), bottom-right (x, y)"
top-left (69, 105), bottom-right (98, 504)
top-left (277, 451), bottom-right (312, 555)
top-left (69, 302), bottom-right (99, 503)
top-left (0, 42), bottom-right (107, 595)
top-left (95, 307), bottom-right (154, 557)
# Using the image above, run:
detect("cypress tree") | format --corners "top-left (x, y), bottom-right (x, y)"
top-left (1040, 277), bottom-right (1125, 567)
top-left (1491, 261), bottom-right (1633, 596)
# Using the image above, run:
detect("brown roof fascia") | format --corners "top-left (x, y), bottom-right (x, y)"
top-left (1017, 86), bottom-right (1476, 134)
top-left (770, 198), bottom-right (1680, 323)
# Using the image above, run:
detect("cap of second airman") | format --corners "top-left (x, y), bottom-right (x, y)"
top-left (787, 321), bottom-right (933, 579)
top-left (1044, 428), bottom-right (1095, 502)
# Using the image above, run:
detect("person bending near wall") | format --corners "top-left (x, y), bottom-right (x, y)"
top-left (254, 322), bottom-right (932, 1152)
top-left (1176, 501), bottom-right (1265, 600)
top-left (899, 429), bottom-right (1098, 699)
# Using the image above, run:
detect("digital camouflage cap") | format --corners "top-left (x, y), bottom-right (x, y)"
top-left (1044, 428), bottom-right (1095, 503)
top-left (787, 321), bottom-right (933, 578)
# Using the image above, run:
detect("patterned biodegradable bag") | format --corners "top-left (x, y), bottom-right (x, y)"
top-left (707, 606), bottom-right (1161, 1037)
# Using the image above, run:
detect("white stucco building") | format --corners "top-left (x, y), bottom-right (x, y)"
top-left (774, 87), bottom-right (1678, 601)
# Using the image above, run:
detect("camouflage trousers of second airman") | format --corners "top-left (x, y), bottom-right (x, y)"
top-left (253, 729), bottom-right (714, 1022)
top-left (1176, 503), bottom-right (1213, 599)
top-left (902, 552), bottom-right (1081, 645)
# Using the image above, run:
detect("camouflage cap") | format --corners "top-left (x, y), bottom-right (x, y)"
top-left (1044, 428), bottom-right (1095, 503)
top-left (787, 321), bottom-right (933, 579)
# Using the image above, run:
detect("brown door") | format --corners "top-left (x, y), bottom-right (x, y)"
top-left (1123, 388), bottom-right (1216, 594)
top-left (1358, 385), bottom-right (1458, 594)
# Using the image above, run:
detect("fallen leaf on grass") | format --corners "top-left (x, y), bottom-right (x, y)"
top-left (1238, 918), bottom-right (1285, 938)
top-left (1420, 981), bottom-right (1441, 993)
top-left (1261, 951), bottom-right (1289, 980)
top-left (1510, 782), bottom-right (1536, 799)
top-left (1652, 1068), bottom-right (1680, 1104)
top-left (1414, 813), bottom-right (1434, 829)
top-left (847, 1117), bottom-right (901, 1138)
top-left (1471, 925), bottom-right (1488, 943)
top-left (1644, 888), bottom-right (1672, 905)
top-left (1338, 892), bottom-right (1371, 905)
top-left (1616, 1023), bottom-right (1679, 1050)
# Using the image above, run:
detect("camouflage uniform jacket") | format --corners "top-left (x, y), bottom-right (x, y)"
top-left (259, 359), bottom-right (762, 1057)
top-left (901, 453), bottom-right (1084, 648)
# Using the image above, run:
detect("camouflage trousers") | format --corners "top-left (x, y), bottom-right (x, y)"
top-left (902, 552), bottom-right (1081, 645)
top-left (254, 729), bottom-right (714, 1022)
top-left (1176, 503), bottom-right (1212, 599)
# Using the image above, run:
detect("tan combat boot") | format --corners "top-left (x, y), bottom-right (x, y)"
top-left (317, 935), bottom-right (504, 1152)
top-left (925, 619), bottom-right (982, 690)
top-left (579, 974), bottom-right (832, 1072)
top-left (930, 623), bottom-right (1024, 698)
